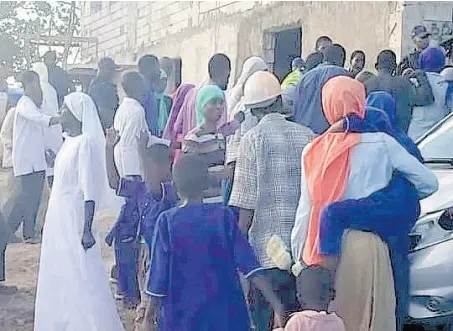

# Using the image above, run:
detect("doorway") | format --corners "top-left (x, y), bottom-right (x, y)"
top-left (273, 28), bottom-right (302, 82)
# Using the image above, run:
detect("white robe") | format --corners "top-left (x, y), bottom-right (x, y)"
top-left (34, 134), bottom-right (124, 331)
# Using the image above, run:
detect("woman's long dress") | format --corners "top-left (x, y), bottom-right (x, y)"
top-left (34, 135), bottom-right (125, 331)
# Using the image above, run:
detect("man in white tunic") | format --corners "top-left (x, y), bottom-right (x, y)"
top-left (6, 71), bottom-right (60, 242)
top-left (32, 62), bottom-right (64, 235)
top-left (31, 62), bottom-right (63, 186)
top-left (34, 92), bottom-right (124, 331)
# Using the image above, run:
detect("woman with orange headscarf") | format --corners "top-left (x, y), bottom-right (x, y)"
top-left (291, 76), bottom-right (438, 331)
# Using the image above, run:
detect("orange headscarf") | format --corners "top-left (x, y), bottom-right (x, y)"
top-left (301, 76), bottom-right (366, 266)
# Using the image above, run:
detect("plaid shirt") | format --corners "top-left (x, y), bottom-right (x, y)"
top-left (229, 113), bottom-right (314, 268)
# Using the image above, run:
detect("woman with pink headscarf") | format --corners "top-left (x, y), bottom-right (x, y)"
top-left (291, 76), bottom-right (437, 331)
top-left (162, 83), bottom-right (195, 160)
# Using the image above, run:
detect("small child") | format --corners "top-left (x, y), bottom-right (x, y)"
top-left (105, 129), bottom-right (176, 311)
top-left (274, 266), bottom-right (345, 331)
top-left (131, 142), bottom-right (178, 329)
top-left (143, 154), bottom-right (284, 331)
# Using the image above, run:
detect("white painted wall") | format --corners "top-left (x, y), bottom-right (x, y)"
top-left (80, 1), bottom-right (452, 84)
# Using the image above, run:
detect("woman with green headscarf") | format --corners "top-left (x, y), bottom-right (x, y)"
top-left (182, 85), bottom-right (244, 203)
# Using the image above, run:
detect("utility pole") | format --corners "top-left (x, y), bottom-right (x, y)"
top-left (62, 1), bottom-right (76, 69)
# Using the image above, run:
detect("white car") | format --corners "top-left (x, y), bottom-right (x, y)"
top-left (408, 112), bottom-right (453, 330)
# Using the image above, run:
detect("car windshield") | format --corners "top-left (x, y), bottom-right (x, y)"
top-left (418, 113), bottom-right (453, 162)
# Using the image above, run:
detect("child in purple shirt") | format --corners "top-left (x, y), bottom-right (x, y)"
top-left (143, 154), bottom-right (285, 331)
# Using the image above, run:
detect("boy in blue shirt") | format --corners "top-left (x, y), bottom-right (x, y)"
top-left (105, 129), bottom-right (177, 310)
top-left (143, 154), bottom-right (285, 331)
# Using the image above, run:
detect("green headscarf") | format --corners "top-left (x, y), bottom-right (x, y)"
top-left (195, 85), bottom-right (225, 126)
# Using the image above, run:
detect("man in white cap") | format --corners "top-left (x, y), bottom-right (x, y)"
top-left (228, 71), bottom-right (314, 330)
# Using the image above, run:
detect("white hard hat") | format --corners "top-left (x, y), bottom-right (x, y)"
top-left (244, 71), bottom-right (281, 108)
top-left (441, 67), bottom-right (453, 81)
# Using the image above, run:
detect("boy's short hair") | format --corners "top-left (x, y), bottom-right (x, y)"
top-left (173, 154), bottom-right (208, 198)
top-left (138, 54), bottom-right (159, 75)
top-left (376, 50), bottom-right (397, 71)
top-left (325, 44), bottom-right (346, 67)
top-left (121, 71), bottom-right (146, 99)
top-left (143, 143), bottom-right (172, 165)
top-left (316, 36), bottom-right (332, 50)
top-left (296, 265), bottom-right (333, 310)
top-left (350, 50), bottom-right (365, 62)
top-left (208, 53), bottom-right (231, 79)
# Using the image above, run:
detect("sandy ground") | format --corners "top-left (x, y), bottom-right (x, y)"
top-left (0, 168), bottom-right (136, 331)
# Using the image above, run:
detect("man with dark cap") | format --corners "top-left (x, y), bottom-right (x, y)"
top-left (43, 51), bottom-right (73, 107)
top-left (292, 44), bottom-right (348, 134)
top-left (397, 25), bottom-right (431, 75)
top-left (88, 57), bottom-right (119, 131)
top-left (366, 50), bottom-right (433, 133)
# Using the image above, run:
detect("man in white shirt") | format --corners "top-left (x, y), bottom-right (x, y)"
top-left (6, 71), bottom-right (60, 243)
top-left (114, 71), bottom-right (149, 178)
top-left (108, 71), bottom-right (148, 296)
top-left (32, 62), bottom-right (63, 186)
top-left (31, 62), bottom-right (64, 238)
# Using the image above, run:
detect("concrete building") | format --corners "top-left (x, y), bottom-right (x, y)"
top-left (80, 1), bottom-right (453, 86)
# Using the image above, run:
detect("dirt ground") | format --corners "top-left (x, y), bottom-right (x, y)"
top-left (0, 168), bottom-right (136, 331)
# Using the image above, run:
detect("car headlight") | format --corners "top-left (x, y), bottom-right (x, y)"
top-left (411, 210), bottom-right (443, 234)
top-left (410, 208), bottom-right (453, 251)
top-left (412, 295), bottom-right (453, 314)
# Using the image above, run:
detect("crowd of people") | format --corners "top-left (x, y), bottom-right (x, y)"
top-left (0, 23), bottom-right (451, 331)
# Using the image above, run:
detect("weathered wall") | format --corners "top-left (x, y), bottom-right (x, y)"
top-left (80, 1), bottom-right (402, 84)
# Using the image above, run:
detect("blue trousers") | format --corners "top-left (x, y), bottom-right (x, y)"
top-left (115, 238), bottom-right (140, 302)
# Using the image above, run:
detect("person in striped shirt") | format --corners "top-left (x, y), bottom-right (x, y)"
top-left (182, 85), bottom-right (244, 203)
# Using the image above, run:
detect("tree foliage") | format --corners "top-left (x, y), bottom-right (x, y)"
top-left (0, 1), bottom-right (80, 71)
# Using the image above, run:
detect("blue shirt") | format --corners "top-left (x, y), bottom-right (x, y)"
top-left (293, 63), bottom-right (348, 134)
top-left (142, 90), bottom-right (160, 136)
top-left (148, 203), bottom-right (263, 331)
top-left (116, 178), bottom-right (177, 243)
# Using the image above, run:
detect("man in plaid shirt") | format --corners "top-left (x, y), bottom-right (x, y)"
top-left (229, 71), bottom-right (314, 330)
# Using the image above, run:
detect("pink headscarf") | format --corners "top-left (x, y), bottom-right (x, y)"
top-left (162, 83), bottom-right (195, 142)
